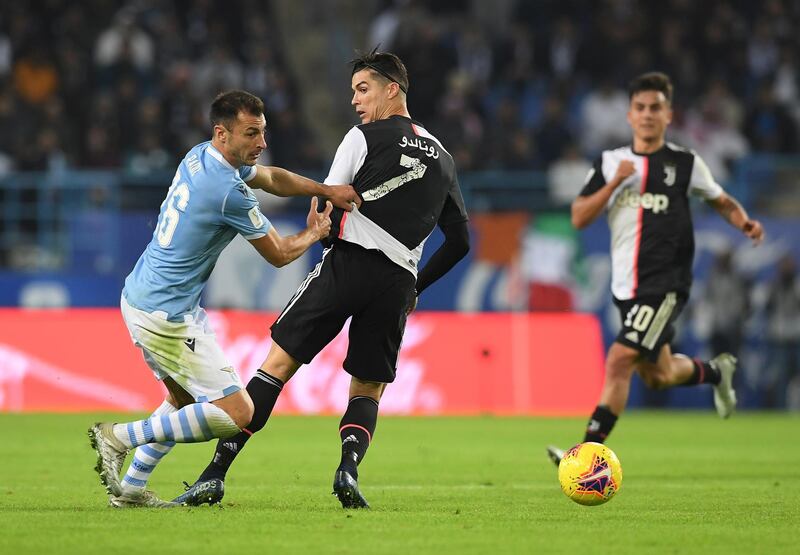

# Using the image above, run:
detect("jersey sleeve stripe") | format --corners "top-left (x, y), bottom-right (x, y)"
top-left (338, 210), bottom-right (348, 239)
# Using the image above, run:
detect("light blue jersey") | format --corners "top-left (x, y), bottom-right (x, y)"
top-left (123, 142), bottom-right (271, 321)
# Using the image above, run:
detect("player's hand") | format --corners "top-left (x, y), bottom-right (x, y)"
top-left (612, 160), bottom-right (636, 187)
top-left (742, 219), bottom-right (764, 245)
top-left (326, 184), bottom-right (361, 211)
top-left (308, 197), bottom-right (333, 239)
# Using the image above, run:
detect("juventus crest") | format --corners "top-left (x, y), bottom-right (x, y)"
top-left (663, 164), bottom-right (676, 186)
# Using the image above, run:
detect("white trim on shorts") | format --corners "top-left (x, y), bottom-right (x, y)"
top-left (641, 292), bottom-right (678, 350)
top-left (274, 247), bottom-right (332, 325)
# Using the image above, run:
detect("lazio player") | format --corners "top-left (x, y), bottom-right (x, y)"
top-left (88, 90), bottom-right (359, 508)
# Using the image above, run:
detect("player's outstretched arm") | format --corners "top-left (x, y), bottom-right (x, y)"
top-left (707, 192), bottom-right (764, 245)
top-left (249, 165), bottom-right (360, 210)
top-left (248, 198), bottom-right (333, 267)
top-left (413, 219), bottom-right (470, 312)
top-left (571, 160), bottom-right (635, 229)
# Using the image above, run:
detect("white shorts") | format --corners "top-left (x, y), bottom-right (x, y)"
top-left (120, 295), bottom-right (243, 403)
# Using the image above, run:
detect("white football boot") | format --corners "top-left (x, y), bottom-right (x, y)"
top-left (546, 445), bottom-right (565, 467)
top-left (88, 423), bottom-right (128, 496)
top-left (109, 488), bottom-right (179, 508)
top-left (710, 353), bottom-right (738, 419)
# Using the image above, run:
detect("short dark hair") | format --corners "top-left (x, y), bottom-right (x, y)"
top-left (351, 48), bottom-right (409, 94)
top-left (210, 90), bottom-right (264, 128)
top-left (628, 72), bottom-right (673, 104)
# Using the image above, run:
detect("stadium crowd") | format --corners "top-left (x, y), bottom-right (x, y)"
top-left (2, 0), bottom-right (799, 187)
top-left (1, 0), bottom-right (321, 175)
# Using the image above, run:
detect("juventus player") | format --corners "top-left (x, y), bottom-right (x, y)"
top-left (176, 50), bottom-right (470, 507)
top-left (548, 72), bottom-right (763, 465)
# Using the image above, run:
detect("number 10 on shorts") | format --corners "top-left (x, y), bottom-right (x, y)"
top-left (624, 304), bottom-right (655, 332)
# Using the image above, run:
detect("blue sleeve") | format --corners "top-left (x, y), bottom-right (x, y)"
top-left (221, 183), bottom-right (272, 239)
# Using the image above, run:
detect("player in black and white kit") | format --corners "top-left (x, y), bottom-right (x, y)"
top-left (548, 72), bottom-right (763, 465)
top-left (177, 50), bottom-right (470, 507)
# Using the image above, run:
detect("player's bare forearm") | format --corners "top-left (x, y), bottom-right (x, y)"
top-left (249, 198), bottom-right (332, 267)
top-left (251, 166), bottom-right (359, 210)
top-left (711, 193), bottom-right (750, 228)
top-left (573, 161), bottom-right (633, 229)
top-left (250, 227), bottom-right (319, 268)
top-left (250, 165), bottom-right (324, 197)
top-left (272, 228), bottom-right (322, 267)
top-left (571, 184), bottom-right (616, 229)
top-left (708, 193), bottom-right (764, 245)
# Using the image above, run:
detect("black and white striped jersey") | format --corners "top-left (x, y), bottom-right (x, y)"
top-left (324, 115), bottom-right (468, 277)
top-left (579, 142), bottom-right (723, 301)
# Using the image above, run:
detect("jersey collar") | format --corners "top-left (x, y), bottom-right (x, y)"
top-left (206, 143), bottom-right (235, 170)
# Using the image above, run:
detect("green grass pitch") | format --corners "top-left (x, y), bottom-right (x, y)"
top-left (1, 412), bottom-right (798, 554)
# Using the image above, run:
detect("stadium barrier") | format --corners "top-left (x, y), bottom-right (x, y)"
top-left (0, 309), bottom-right (604, 415)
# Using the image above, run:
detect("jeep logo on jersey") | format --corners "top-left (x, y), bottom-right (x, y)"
top-left (615, 189), bottom-right (669, 213)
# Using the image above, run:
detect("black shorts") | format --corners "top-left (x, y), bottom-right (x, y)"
top-left (271, 241), bottom-right (417, 383)
top-left (613, 292), bottom-right (687, 362)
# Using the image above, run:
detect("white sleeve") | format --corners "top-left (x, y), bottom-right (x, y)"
top-left (239, 164), bottom-right (257, 182)
top-left (324, 126), bottom-right (367, 185)
top-left (688, 153), bottom-right (723, 200)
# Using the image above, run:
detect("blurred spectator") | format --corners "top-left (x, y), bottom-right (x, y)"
top-left (455, 22), bottom-right (493, 90)
top-left (483, 98), bottom-right (538, 169)
top-left (394, 16), bottom-right (456, 124)
top-left (675, 80), bottom-right (749, 183)
top-left (547, 144), bottom-right (592, 207)
top-left (763, 255), bottom-right (800, 408)
top-left (745, 82), bottom-right (798, 153)
top-left (17, 128), bottom-right (66, 172)
top-left (114, 76), bottom-right (141, 146)
top-left (747, 18), bottom-right (780, 82)
top-left (160, 63), bottom-right (202, 155)
top-left (547, 17), bottom-right (582, 81)
top-left (705, 249), bottom-right (751, 359)
top-left (535, 96), bottom-right (574, 166)
top-left (0, 87), bottom-right (20, 166)
top-left (125, 131), bottom-right (171, 175)
top-left (579, 79), bottom-right (630, 156)
top-left (12, 45), bottom-right (59, 105)
top-left (0, 23), bottom-right (11, 78)
top-left (85, 124), bottom-right (121, 168)
top-left (55, 42), bottom-right (91, 124)
top-left (773, 45), bottom-right (800, 119)
top-left (368, 0), bottom-right (403, 50)
top-left (94, 9), bottom-right (155, 75)
top-left (491, 22), bottom-right (535, 89)
top-left (192, 46), bottom-right (244, 104)
top-left (266, 109), bottom-right (324, 172)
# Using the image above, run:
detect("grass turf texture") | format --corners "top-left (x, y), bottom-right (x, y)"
top-left (1, 412), bottom-right (798, 554)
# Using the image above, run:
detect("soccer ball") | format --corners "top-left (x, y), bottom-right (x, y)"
top-left (558, 442), bottom-right (622, 506)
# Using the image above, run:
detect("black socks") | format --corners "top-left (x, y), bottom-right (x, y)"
top-left (337, 396), bottom-right (379, 480)
top-left (583, 405), bottom-right (618, 444)
top-left (679, 358), bottom-right (721, 386)
top-left (198, 370), bottom-right (283, 482)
